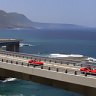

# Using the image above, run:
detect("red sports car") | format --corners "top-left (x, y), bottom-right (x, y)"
top-left (28, 59), bottom-right (44, 66)
top-left (80, 67), bottom-right (96, 75)
top-left (80, 67), bottom-right (91, 73)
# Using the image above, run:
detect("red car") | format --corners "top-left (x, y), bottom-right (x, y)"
top-left (28, 59), bottom-right (44, 66)
top-left (80, 67), bottom-right (91, 73)
top-left (80, 67), bottom-right (96, 75)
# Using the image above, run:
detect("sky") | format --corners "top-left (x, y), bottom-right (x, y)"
top-left (0, 0), bottom-right (96, 27)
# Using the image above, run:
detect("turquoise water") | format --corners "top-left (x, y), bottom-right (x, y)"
top-left (0, 28), bottom-right (96, 96)
top-left (0, 80), bottom-right (82, 96)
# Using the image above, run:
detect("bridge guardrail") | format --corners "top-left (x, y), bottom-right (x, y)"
top-left (0, 50), bottom-right (87, 67)
top-left (1, 56), bottom-right (96, 78)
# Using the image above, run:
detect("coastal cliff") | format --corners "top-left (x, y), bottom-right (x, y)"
top-left (0, 10), bottom-right (87, 29)
top-left (0, 10), bottom-right (33, 29)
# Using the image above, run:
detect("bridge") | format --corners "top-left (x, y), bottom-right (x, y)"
top-left (0, 50), bottom-right (96, 96)
top-left (0, 39), bottom-right (20, 52)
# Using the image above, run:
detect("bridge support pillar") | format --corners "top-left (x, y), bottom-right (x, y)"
top-left (6, 42), bottom-right (19, 52)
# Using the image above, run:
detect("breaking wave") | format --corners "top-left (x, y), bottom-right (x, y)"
top-left (49, 53), bottom-right (84, 58)
top-left (2, 78), bottom-right (16, 83)
top-left (19, 43), bottom-right (35, 47)
top-left (86, 57), bottom-right (96, 63)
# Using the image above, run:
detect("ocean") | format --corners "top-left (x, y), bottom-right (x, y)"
top-left (0, 28), bottom-right (96, 96)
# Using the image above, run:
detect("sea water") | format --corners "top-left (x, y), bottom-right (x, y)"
top-left (0, 28), bottom-right (96, 96)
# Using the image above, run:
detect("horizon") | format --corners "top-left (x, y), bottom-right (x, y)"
top-left (0, 0), bottom-right (96, 27)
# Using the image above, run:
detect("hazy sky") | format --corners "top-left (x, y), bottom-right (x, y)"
top-left (0, 0), bottom-right (96, 27)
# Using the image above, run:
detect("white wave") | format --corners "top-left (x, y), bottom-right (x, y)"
top-left (2, 78), bottom-right (16, 83)
top-left (19, 43), bottom-right (35, 47)
top-left (1, 46), bottom-right (6, 48)
top-left (86, 57), bottom-right (96, 63)
top-left (12, 28), bottom-right (24, 30)
top-left (0, 94), bottom-right (24, 96)
top-left (49, 54), bottom-right (84, 58)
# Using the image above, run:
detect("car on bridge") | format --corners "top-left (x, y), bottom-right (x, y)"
top-left (28, 59), bottom-right (44, 66)
top-left (80, 65), bottom-right (96, 75)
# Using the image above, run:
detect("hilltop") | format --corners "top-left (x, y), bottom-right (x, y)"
top-left (0, 10), bottom-right (87, 29)
top-left (0, 10), bottom-right (33, 29)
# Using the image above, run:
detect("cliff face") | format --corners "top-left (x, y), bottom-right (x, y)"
top-left (0, 10), bottom-right (33, 28)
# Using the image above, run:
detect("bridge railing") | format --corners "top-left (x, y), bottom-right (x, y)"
top-left (0, 50), bottom-right (87, 67)
top-left (0, 55), bottom-right (96, 78)
top-left (0, 56), bottom-right (96, 78)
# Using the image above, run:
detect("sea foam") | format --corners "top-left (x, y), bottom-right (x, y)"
top-left (19, 43), bottom-right (35, 47)
top-left (49, 53), bottom-right (84, 58)
top-left (2, 78), bottom-right (16, 83)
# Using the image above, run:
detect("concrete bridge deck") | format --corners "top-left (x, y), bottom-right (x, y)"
top-left (0, 51), bottom-right (96, 96)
